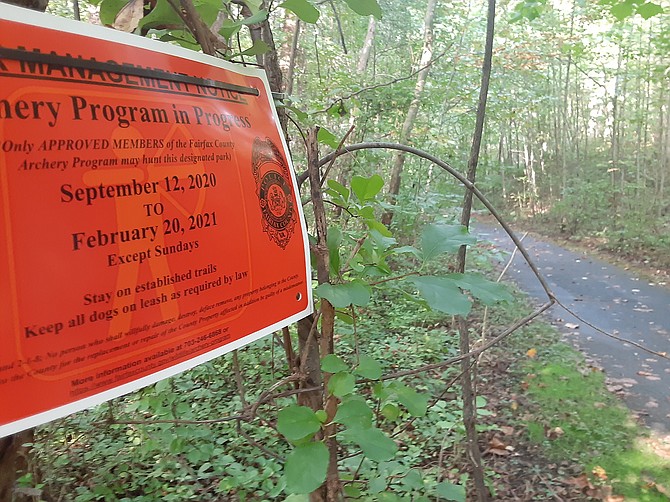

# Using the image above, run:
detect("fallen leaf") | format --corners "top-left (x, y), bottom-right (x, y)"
top-left (592, 465), bottom-right (608, 480)
top-left (113, 0), bottom-right (145, 32)
top-left (547, 426), bottom-right (564, 439)
top-left (526, 348), bottom-right (538, 358)
top-left (566, 474), bottom-right (592, 490)
top-left (499, 425), bottom-right (515, 436)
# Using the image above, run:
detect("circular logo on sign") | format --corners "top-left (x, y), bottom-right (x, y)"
top-left (259, 171), bottom-right (294, 231)
top-left (251, 137), bottom-right (297, 249)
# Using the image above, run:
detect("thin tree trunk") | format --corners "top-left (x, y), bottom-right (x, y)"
top-left (381, 0), bottom-right (438, 227)
top-left (285, 18), bottom-right (301, 96)
top-left (0, 430), bottom-right (33, 502)
top-left (242, 2), bottom-right (286, 132)
top-left (357, 16), bottom-right (376, 73)
top-left (456, 0), bottom-right (496, 498)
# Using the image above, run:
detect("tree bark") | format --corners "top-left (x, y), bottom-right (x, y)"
top-left (456, 0), bottom-right (496, 498)
top-left (381, 0), bottom-right (437, 227)
top-left (357, 16), bottom-right (376, 74)
top-left (0, 430), bottom-right (34, 502)
top-left (241, 2), bottom-right (287, 133)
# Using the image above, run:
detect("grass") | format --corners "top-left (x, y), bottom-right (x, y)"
top-left (518, 325), bottom-right (670, 501)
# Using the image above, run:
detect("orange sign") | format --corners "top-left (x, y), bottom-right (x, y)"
top-left (0, 6), bottom-right (312, 437)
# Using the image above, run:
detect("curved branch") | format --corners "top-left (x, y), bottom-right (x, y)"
top-left (317, 141), bottom-right (555, 301)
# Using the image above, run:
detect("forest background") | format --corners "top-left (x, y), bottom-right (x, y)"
top-left (1, 0), bottom-right (669, 500)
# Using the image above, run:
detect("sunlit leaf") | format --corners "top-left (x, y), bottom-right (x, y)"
top-left (342, 0), bottom-right (382, 19)
top-left (611, 0), bottom-right (635, 20)
top-left (317, 127), bottom-right (340, 148)
top-left (636, 2), bottom-right (663, 18)
top-left (351, 174), bottom-right (384, 202)
top-left (280, 0), bottom-right (320, 23)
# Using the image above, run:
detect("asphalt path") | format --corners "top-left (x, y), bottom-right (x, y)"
top-left (474, 222), bottom-right (670, 433)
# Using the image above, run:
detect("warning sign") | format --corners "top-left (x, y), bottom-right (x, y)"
top-left (0, 5), bottom-right (312, 438)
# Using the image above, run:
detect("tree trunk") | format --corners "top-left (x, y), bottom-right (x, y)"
top-left (357, 16), bottom-right (376, 74)
top-left (381, 0), bottom-right (437, 227)
top-left (456, 0), bottom-right (496, 498)
top-left (285, 18), bottom-right (301, 96)
top-left (241, 2), bottom-right (287, 133)
top-left (0, 430), bottom-right (34, 502)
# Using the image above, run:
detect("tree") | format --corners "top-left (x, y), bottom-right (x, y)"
top-left (381, 0), bottom-right (438, 226)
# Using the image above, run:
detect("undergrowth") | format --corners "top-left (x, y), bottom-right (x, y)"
top-left (511, 319), bottom-right (670, 501)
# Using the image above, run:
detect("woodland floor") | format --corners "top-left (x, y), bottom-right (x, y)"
top-left (469, 218), bottom-right (670, 501)
top-left (475, 351), bottom-right (593, 502)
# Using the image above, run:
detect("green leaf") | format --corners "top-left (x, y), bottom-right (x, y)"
top-left (235, 40), bottom-right (271, 57)
top-left (284, 104), bottom-right (309, 121)
top-left (343, 485), bottom-right (362, 498)
top-left (321, 354), bottom-right (349, 374)
top-left (342, 0), bottom-right (382, 19)
top-left (393, 245), bottom-right (421, 259)
top-left (369, 229), bottom-right (396, 251)
top-left (280, 0), bottom-right (320, 23)
top-left (218, 10), bottom-right (268, 39)
top-left (316, 281), bottom-right (371, 308)
top-left (326, 179), bottom-right (350, 203)
top-left (277, 406), bottom-right (322, 442)
top-left (401, 469), bottom-right (424, 489)
top-left (333, 396), bottom-right (373, 429)
top-left (327, 226), bottom-right (342, 277)
top-left (315, 410), bottom-right (328, 423)
top-left (284, 496), bottom-right (310, 502)
top-left (369, 476), bottom-right (387, 493)
top-left (341, 427), bottom-right (397, 461)
top-left (611, 0), bottom-right (635, 19)
top-left (100, 0), bottom-right (136, 26)
top-left (451, 273), bottom-right (513, 305)
top-left (409, 276), bottom-right (472, 316)
top-left (390, 383), bottom-right (429, 417)
top-left (636, 1), bottom-right (663, 18)
top-left (317, 127), bottom-right (340, 149)
top-left (354, 355), bottom-right (382, 380)
top-left (421, 224), bottom-right (476, 261)
top-left (351, 174), bottom-right (384, 202)
top-left (327, 371), bottom-right (355, 397)
top-left (284, 442), bottom-right (328, 494)
top-left (380, 403), bottom-right (400, 421)
top-left (435, 480), bottom-right (466, 501)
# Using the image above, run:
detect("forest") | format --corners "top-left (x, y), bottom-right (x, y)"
top-left (1, 0), bottom-right (669, 500)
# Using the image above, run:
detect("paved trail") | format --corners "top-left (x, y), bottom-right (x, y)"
top-left (475, 223), bottom-right (670, 433)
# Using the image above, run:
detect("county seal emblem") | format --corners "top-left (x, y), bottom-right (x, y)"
top-left (251, 137), bottom-right (297, 249)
